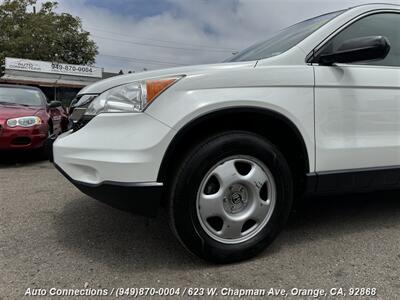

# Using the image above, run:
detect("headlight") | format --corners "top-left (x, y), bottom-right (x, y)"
top-left (85, 76), bottom-right (183, 116)
top-left (7, 116), bottom-right (43, 128)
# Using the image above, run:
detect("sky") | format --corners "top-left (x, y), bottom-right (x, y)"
top-left (27, 0), bottom-right (400, 72)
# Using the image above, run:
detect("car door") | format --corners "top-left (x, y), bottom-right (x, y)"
top-left (314, 11), bottom-right (400, 173)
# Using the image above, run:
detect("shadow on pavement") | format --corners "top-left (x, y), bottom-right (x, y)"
top-left (53, 190), bottom-right (400, 269)
top-left (54, 197), bottom-right (203, 272)
top-left (283, 190), bottom-right (400, 246)
top-left (0, 150), bottom-right (47, 167)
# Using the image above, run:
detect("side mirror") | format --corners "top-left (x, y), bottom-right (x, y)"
top-left (48, 100), bottom-right (62, 108)
top-left (313, 36), bottom-right (391, 66)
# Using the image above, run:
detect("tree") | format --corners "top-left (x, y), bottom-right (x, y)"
top-left (0, 0), bottom-right (98, 70)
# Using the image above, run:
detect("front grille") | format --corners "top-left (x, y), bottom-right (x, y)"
top-left (70, 107), bottom-right (87, 122)
top-left (68, 94), bottom-right (97, 133)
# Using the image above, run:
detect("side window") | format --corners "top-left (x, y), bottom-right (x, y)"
top-left (321, 13), bottom-right (400, 67)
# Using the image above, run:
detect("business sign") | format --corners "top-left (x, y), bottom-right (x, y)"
top-left (5, 57), bottom-right (102, 78)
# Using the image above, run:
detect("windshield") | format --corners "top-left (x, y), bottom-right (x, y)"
top-left (0, 87), bottom-right (45, 107)
top-left (226, 10), bottom-right (344, 62)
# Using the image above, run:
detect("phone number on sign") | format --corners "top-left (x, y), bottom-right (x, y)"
top-left (51, 63), bottom-right (94, 74)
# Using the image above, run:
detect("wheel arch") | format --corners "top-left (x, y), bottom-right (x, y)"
top-left (158, 107), bottom-right (311, 196)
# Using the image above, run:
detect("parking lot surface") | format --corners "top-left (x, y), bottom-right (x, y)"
top-left (1, 154), bottom-right (400, 299)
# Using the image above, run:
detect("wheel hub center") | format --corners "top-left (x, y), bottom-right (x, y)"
top-left (223, 184), bottom-right (248, 214)
top-left (231, 192), bottom-right (242, 204)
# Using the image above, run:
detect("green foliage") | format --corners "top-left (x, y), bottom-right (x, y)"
top-left (0, 0), bottom-right (98, 70)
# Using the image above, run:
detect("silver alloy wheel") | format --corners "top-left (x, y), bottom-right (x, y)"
top-left (196, 155), bottom-right (276, 244)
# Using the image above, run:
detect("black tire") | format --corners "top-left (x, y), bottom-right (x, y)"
top-left (167, 131), bottom-right (293, 263)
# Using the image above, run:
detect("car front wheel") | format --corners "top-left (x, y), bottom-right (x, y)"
top-left (168, 131), bottom-right (293, 263)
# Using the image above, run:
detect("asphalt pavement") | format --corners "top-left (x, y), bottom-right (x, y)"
top-left (1, 153), bottom-right (400, 299)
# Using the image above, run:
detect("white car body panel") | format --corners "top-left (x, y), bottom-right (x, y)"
top-left (315, 64), bottom-right (400, 171)
top-left (147, 63), bottom-right (315, 171)
top-left (53, 3), bottom-right (400, 186)
top-left (55, 62), bottom-right (315, 184)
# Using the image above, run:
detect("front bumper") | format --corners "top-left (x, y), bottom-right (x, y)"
top-left (53, 113), bottom-right (174, 184)
top-left (55, 164), bottom-right (163, 217)
top-left (0, 124), bottom-right (47, 150)
top-left (52, 112), bottom-right (175, 217)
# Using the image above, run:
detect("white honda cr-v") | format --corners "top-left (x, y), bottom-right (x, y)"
top-left (53, 4), bottom-right (400, 263)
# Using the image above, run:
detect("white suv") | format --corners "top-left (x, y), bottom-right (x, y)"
top-left (53, 4), bottom-right (400, 263)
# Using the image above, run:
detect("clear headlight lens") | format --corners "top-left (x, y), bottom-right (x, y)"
top-left (85, 76), bottom-right (182, 116)
top-left (7, 116), bottom-right (42, 128)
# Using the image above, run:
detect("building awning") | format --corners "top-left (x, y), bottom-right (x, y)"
top-left (0, 74), bottom-right (90, 88)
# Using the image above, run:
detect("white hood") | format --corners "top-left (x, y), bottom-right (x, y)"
top-left (79, 61), bottom-right (256, 95)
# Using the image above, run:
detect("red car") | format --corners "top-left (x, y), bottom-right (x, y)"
top-left (0, 84), bottom-right (68, 151)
